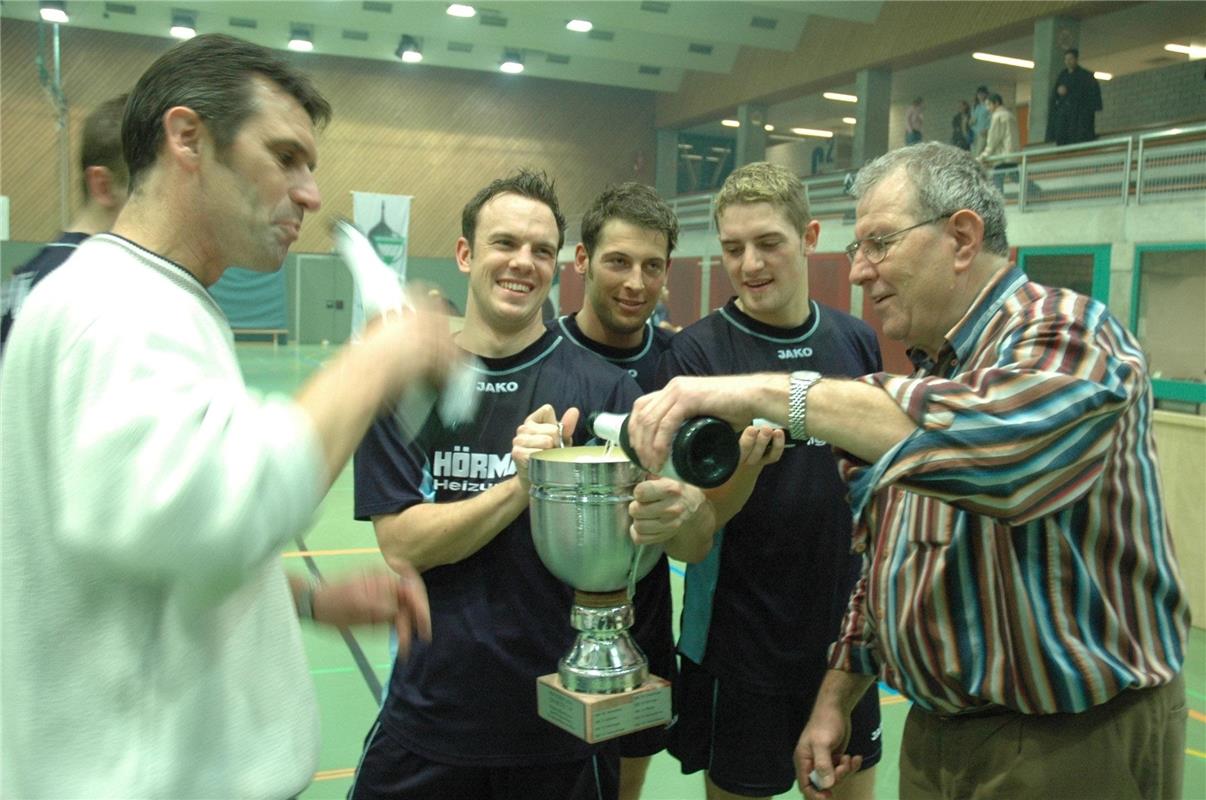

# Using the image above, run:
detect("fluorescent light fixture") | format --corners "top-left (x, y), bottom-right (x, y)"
top-left (170, 10), bottom-right (196, 40)
top-left (764, 124), bottom-right (774, 132)
top-left (823, 91), bottom-right (858, 103)
top-left (842, 117), bottom-right (857, 125)
top-left (790, 127), bottom-right (834, 138)
top-left (396, 35), bottom-right (422, 63)
top-left (500, 49), bottom-right (524, 74)
top-left (447, 3), bottom-right (476, 17)
top-left (287, 26), bottom-right (313, 52)
top-left (1167, 128), bottom-right (1184, 135)
top-left (721, 119), bottom-right (740, 128)
top-left (973, 52), bottom-right (1034, 69)
top-left (566, 19), bottom-right (592, 33)
top-left (39, 1), bottom-right (68, 23)
top-left (1093, 71), bottom-right (1112, 81)
top-left (1164, 43), bottom-right (1206, 58)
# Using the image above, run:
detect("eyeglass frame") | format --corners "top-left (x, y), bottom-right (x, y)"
top-left (844, 214), bottom-right (951, 265)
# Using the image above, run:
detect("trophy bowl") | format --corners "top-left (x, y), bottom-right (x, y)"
top-left (529, 446), bottom-right (662, 592)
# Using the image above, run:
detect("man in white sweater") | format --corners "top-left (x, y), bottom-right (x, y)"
top-left (977, 93), bottom-right (1021, 191)
top-left (0, 34), bottom-right (458, 798)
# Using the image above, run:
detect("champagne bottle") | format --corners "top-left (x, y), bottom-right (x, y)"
top-left (588, 411), bottom-right (739, 488)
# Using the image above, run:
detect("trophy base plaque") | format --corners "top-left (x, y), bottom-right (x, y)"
top-left (537, 673), bottom-right (672, 743)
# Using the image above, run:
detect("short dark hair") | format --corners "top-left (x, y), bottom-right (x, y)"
top-left (580, 183), bottom-right (678, 259)
top-left (79, 94), bottom-right (128, 198)
top-left (989, 93), bottom-right (1004, 106)
top-left (460, 168), bottom-right (567, 251)
top-left (1065, 48), bottom-right (1080, 59)
top-left (976, 85), bottom-right (989, 95)
top-left (122, 33), bottom-right (331, 189)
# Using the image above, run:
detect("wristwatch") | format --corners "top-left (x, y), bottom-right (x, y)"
top-left (788, 370), bottom-right (822, 442)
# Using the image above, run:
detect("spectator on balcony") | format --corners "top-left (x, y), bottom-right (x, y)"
top-left (904, 97), bottom-right (924, 145)
top-left (1046, 48), bottom-right (1103, 146)
top-left (951, 100), bottom-right (972, 150)
top-left (970, 86), bottom-right (991, 154)
top-left (978, 94), bottom-right (1020, 191)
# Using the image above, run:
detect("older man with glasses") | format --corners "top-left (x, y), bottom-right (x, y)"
top-left (621, 142), bottom-right (1189, 800)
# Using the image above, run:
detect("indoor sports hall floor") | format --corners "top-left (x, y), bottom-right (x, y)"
top-left (235, 344), bottom-right (1206, 800)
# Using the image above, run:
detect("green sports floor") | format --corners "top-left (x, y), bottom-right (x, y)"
top-left (236, 344), bottom-right (1206, 800)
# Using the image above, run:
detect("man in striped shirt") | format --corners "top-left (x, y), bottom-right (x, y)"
top-left (622, 142), bottom-right (1189, 800)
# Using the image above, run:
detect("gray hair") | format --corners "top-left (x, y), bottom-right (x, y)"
top-left (851, 142), bottom-right (1009, 256)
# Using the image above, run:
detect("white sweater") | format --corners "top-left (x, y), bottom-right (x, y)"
top-left (1, 235), bottom-right (325, 798)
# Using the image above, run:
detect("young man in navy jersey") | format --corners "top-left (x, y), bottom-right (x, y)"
top-left (351, 170), bottom-right (643, 799)
top-left (657, 162), bottom-right (883, 800)
top-left (551, 182), bottom-right (679, 800)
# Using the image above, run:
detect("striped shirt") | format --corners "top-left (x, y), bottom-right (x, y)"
top-left (828, 266), bottom-right (1190, 715)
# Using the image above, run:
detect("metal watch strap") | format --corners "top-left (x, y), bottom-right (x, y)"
top-left (788, 371), bottom-right (821, 442)
top-left (297, 581), bottom-right (318, 621)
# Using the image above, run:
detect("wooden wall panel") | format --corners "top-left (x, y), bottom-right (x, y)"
top-left (808, 253), bottom-right (853, 315)
top-left (1, 20), bottom-right (656, 258)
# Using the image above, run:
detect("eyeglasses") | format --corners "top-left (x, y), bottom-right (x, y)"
top-left (844, 214), bottom-right (950, 265)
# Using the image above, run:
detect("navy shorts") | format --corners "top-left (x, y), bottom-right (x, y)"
top-left (668, 657), bottom-right (882, 797)
top-left (348, 718), bottom-right (620, 800)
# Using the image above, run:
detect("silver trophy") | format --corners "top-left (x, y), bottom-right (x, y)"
top-left (529, 446), bottom-right (672, 741)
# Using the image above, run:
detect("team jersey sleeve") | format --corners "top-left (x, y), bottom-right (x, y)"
top-left (353, 414), bottom-right (429, 520)
top-left (654, 326), bottom-right (712, 388)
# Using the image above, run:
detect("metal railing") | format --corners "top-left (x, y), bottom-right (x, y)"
top-left (668, 123), bottom-right (1206, 224)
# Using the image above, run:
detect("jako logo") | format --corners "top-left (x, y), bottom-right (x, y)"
top-left (476, 380), bottom-right (519, 393)
top-left (777, 347), bottom-right (813, 359)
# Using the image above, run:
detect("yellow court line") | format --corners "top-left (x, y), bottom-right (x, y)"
top-left (282, 547), bottom-right (381, 558)
top-left (1187, 748), bottom-right (1206, 760)
top-left (314, 768), bottom-right (356, 781)
top-left (1189, 708), bottom-right (1206, 724)
top-left (880, 695), bottom-right (908, 706)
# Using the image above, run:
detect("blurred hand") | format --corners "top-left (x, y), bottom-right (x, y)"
top-left (511, 404), bottom-right (579, 489)
top-left (310, 568), bottom-right (432, 661)
top-left (628, 478), bottom-right (707, 546)
top-left (794, 701), bottom-right (861, 800)
top-left (361, 289), bottom-right (462, 403)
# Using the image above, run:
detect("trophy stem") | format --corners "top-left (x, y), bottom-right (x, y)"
top-left (558, 591), bottom-right (648, 694)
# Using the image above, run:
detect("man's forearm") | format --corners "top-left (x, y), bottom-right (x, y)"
top-left (814, 668), bottom-right (878, 717)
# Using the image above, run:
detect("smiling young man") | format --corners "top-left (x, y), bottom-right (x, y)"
top-left (351, 170), bottom-right (644, 800)
top-left (657, 162), bottom-right (883, 800)
top-left (0, 34), bottom-right (455, 798)
top-left (551, 182), bottom-right (680, 800)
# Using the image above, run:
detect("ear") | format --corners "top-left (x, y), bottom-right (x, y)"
top-left (83, 166), bottom-right (123, 208)
top-left (573, 243), bottom-right (589, 276)
top-left (455, 237), bottom-right (472, 274)
top-left (948, 209), bottom-right (984, 273)
top-left (162, 106), bottom-right (205, 172)
top-left (802, 220), bottom-right (821, 255)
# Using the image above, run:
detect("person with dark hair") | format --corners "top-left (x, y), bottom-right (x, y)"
top-left (1, 94), bottom-right (129, 351)
top-left (622, 143), bottom-right (1188, 800)
top-left (351, 169), bottom-right (643, 799)
top-left (978, 93), bottom-right (1020, 190)
top-left (0, 33), bottom-right (457, 798)
top-left (950, 100), bottom-right (972, 150)
top-left (656, 162), bottom-right (883, 800)
top-left (1046, 48), bottom-right (1103, 145)
top-left (550, 181), bottom-right (680, 800)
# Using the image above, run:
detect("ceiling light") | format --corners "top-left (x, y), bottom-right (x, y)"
top-left (972, 52), bottom-right (1034, 69)
top-left (566, 19), bottom-right (592, 33)
top-left (842, 117), bottom-right (857, 125)
top-left (1093, 71), bottom-right (1112, 81)
top-left (500, 49), bottom-right (524, 74)
top-left (721, 119), bottom-right (740, 128)
top-left (764, 124), bottom-right (774, 132)
top-left (1164, 43), bottom-right (1206, 58)
top-left (287, 26), bottom-right (313, 52)
top-left (169, 10), bottom-right (196, 40)
top-left (790, 127), bottom-right (834, 138)
top-left (823, 91), bottom-right (858, 103)
top-left (447, 4), bottom-right (476, 18)
top-left (39, 1), bottom-right (68, 23)
top-left (396, 34), bottom-right (422, 63)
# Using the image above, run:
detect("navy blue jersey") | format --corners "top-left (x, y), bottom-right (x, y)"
top-left (354, 329), bottom-right (642, 766)
top-left (1, 232), bottom-right (88, 350)
top-left (547, 311), bottom-right (677, 751)
top-left (657, 298), bottom-right (882, 693)
top-left (552, 314), bottom-right (673, 393)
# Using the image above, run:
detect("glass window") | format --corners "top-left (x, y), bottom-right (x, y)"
top-left (1021, 253), bottom-right (1097, 297)
top-left (1134, 247), bottom-right (1206, 399)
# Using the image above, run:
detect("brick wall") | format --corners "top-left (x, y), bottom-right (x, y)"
top-left (1097, 59), bottom-right (1206, 133)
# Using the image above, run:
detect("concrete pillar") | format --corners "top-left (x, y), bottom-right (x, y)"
top-left (735, 103), bottom-right (768, 166)
top-left (1031, 16), bottom-right (1081, 144)
top-left (853, 67), bottom-right (892, 168)
top-left (655, 129), bottom-right (680, 197)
